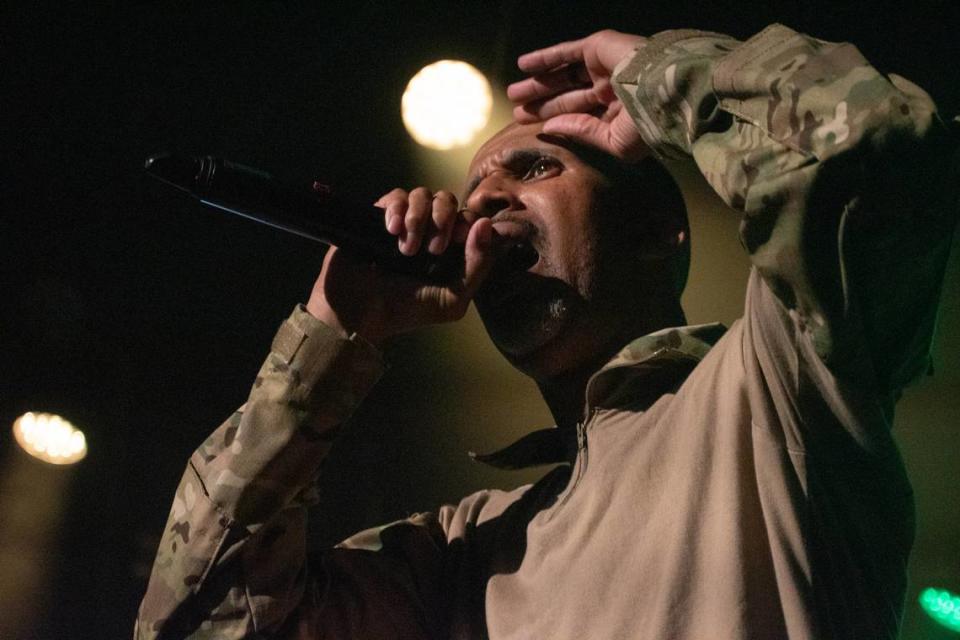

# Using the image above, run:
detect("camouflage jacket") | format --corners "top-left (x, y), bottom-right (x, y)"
top-left (135, 24), bottom-right (958, 639)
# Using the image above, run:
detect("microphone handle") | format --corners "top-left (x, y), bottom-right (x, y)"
top-left (147, 154), bottom-right (464, 282)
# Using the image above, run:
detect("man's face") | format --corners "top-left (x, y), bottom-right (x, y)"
top-left (464, 122), bottom-right (648, 380)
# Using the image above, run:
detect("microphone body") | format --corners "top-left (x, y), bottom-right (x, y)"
top-left (144, 153), bottom-right (463, 282)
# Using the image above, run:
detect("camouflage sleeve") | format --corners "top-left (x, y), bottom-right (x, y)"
top-left (135, 305), bottom-right (385, 639)
top-left (612, 24), bottom-right (959, 395)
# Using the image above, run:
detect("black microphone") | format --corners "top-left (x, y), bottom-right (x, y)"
top-left (143, 153), bottom-right (464, 282)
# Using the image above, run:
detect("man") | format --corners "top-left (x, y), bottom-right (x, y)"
top-left (136, 25), bottom-right (957, 639)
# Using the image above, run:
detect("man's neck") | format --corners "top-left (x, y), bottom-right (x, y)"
top-left (536, 365), bottom-right (596, 460)
top-left (535, 299), bottom-right (687, 455)
top-left (538, 368), bottom-right (594, 432)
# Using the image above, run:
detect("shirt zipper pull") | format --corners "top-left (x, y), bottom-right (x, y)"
top-left (578, 407), bottom-right (599, 449)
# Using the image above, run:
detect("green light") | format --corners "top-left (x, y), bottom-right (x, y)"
top-left (920, 587), bottom-right (960, 633)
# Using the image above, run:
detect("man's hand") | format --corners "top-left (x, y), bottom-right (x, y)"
top-left (507, 30), bottom-right (648, 162)
top-left (306, 189), bottom-right (500, 346)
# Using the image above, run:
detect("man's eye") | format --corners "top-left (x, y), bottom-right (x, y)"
top-left (522, 157), bottom-right (561, 181)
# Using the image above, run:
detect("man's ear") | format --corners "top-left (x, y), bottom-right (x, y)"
top-left (630, 214), bottom-right (687, 262)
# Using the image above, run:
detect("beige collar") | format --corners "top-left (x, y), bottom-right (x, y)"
top-left (472, 323), bottom-right (726, 470)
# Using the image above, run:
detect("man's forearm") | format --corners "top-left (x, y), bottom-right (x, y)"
top-left (612, 24), bottom-right (958, 391)
top-left (135, 305), bottom-right (384, 638)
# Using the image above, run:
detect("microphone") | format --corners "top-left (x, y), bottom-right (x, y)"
top-left (143, 153), bottom-right (464, 282)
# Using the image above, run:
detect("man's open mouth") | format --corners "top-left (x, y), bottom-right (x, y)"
top-left (501, 239), bottom-right (539, 273)
top-left (488, 217), bottom-right (541, 278)
top-left (479, 236), bottom-right (544, 308)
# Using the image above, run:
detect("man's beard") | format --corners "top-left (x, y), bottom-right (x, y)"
top-left (475, 276), bottom-right (580, 363)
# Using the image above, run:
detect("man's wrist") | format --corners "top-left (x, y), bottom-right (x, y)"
top-left (305, 297), bottom-right (351, 338)
top-left (305, 295), bottom-right (388, 347)
top-left (281, 305), bottom-right (385, 404)
top-left (611, 29), bottom-right (740, 159)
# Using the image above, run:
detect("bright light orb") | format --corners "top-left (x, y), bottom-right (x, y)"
top-left (12, 412), bottom-right (87, 465)
top-left (402, 60), bottom-right (492, 150)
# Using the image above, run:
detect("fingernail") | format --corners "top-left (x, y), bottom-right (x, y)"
top-left (428, 236), bottom-right (445, 255)
top-left (387, 214), bottom-right (402, 234)
top-left (404, 232), bottom-right (419, 256)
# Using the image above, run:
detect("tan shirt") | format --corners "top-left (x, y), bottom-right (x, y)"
top-left (136, 25), bottom-right (958, 639)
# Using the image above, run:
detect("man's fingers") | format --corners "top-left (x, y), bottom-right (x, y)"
top-left (377, 188), bottom-right (408, 236)
top-left (506, 64), bottom-right (591, 105)
top-left (541, 113), bottom-right (613, 155)
top-left (461, 219), bottom-right (499, 299)
top-left (513, 87), bottom-right (606, 123)
top-left (605, 111), bottom-right (650, 162)
top-left (377, 187), bottom-right (468, 256)
top-left (517, 38), bottom-right (587, 74)
top-left (600, 99), bottom-right (623, 123)
top-left (428, 190), bottom-right (458, 255)
top-left (385, 203), bottom-right (404, 235)
top-left (541, 112), bottom-right (649, 162)
top-left (402, 187), bottom-right (433, 255)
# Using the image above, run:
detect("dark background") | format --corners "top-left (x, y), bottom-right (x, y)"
top-left (3, 1), bottom-right (959, 638)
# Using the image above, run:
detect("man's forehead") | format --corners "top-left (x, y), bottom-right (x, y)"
top-left (470, 122), bottom-right (547, 168)
top-left (464, 122), bottom-right (574, 196)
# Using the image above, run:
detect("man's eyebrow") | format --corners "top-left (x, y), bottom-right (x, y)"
top-left (463, 148), bottom-right (554, 201)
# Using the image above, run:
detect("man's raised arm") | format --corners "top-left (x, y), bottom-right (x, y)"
top-left (510, 24), bottom-right (958, 397)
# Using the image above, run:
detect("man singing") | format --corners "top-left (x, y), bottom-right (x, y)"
top-left (136, 25), bottom-right (957, 639)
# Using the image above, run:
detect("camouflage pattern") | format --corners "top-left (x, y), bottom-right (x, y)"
top-left (133, 304), bottom-right (723, 638)
top-left (613, 23), bottom-right (958, 394)
top-left (135, 306), bottom-right (384, 638)
top-left (472, 323), bottom-right (725, 470)
top-left (136, 24), bottom-right (958, 638)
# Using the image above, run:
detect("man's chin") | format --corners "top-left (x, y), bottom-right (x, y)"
top-left (477, 297), bottom-right (575, 378)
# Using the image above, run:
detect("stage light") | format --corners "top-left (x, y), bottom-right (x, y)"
top-left (920, 587), bottom-right (960, 633)
top-left (402, 60), bottom-right (492, 150)
top-left (12, 412), bottom-right (87, 465)
top-left (2, 412), bottom-right (82, 634)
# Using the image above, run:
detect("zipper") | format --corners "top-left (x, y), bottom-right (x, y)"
top-left (545, 345), bottom-right (703, 518)
top-left (576, 418), bottom-right (587, 452)
top-left (550, 408), bottom-right (598, 515)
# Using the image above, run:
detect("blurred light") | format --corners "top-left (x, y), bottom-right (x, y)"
top-left (402, 60), bottom-right (492, 150)
top-left (12, 412), bottom-right (87, 465)
top-left (920, 587), bottom-right (960, 633)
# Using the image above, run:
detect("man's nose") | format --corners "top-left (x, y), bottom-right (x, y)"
top-left (465, 174), bottom-right (520, 219)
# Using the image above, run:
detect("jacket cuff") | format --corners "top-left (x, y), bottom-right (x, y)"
top-left (271, 305), bottom-right (386, 431)
top-left (612, 29), bottom-right (740, 159)
top-left (193, 306), bottom-right (386, 523)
